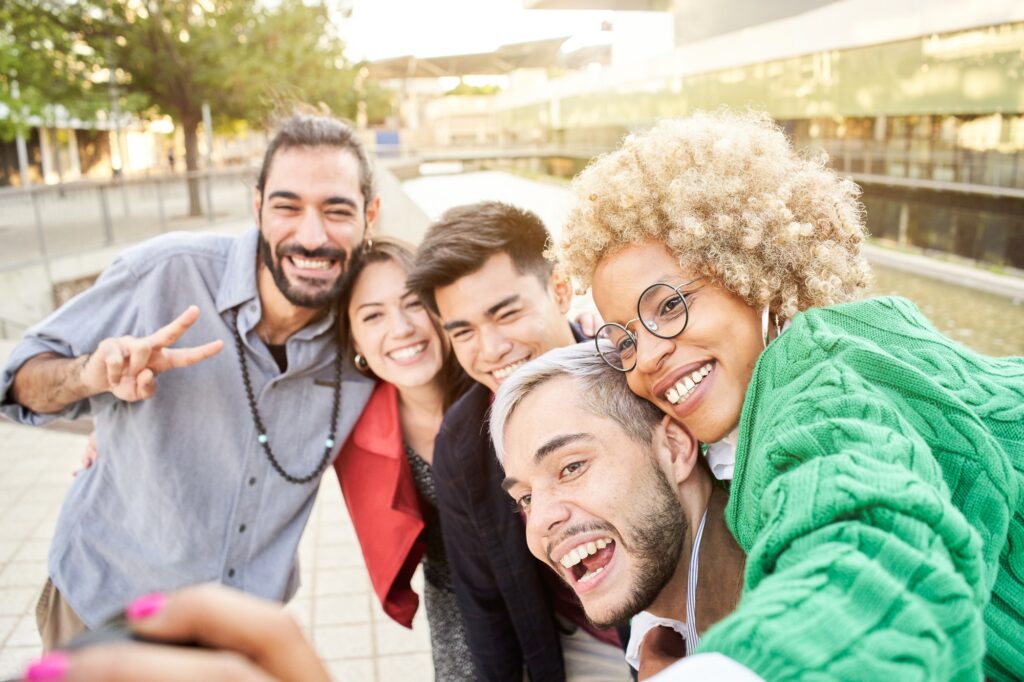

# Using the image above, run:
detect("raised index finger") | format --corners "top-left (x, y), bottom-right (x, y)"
top-left (145, 306), bottom-right (201, 349)
top-left (160, 340), bottom-right (224, 371)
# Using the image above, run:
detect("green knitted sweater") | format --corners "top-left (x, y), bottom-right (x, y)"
top-left (698, 297), bottom-right (1023, 681)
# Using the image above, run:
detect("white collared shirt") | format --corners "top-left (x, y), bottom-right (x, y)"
top-left (625, 612), bottom-right (690, 672)
top-left (705, 426), bottom-right (740, 481)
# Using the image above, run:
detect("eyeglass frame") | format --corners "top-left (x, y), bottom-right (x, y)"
top-left (594, 278), bottom-right (703, 372)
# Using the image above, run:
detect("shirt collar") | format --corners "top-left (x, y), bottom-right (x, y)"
top-left (215, 228), bottom-right (337, 339)
top-left (706, 426), bottom-right (740, 481)
top-left (216, 228), bottom-right (261, 314)
top-left (626, 612), bottom-right (689, 671)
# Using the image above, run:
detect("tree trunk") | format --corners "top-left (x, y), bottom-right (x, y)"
top-left (182, 116), bottom-right (203, 217)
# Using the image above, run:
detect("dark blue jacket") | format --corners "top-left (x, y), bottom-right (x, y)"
top-left (432, 325), bottom-right (632, 680)
top-left (433, 376), bottom-right (566, 680)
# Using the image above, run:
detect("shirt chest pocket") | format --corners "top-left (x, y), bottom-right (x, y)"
top-left (313, 374), bottom-right (339, 389)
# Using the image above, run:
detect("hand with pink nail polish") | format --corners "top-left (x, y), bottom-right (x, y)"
top-left (24, 652), bottom-right (69, 681)
top-left (20, 585), bottom-right (329, 682)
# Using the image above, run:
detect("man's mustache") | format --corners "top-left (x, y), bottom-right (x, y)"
top-left (547, 520), bottom-right (618, 564)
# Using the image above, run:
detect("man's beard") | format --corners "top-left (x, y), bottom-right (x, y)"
top-left (258, 231), bottom-right (357, 309)
top-left (590, 466), bottom-right (687, 629)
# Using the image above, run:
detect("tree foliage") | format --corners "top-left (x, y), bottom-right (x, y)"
top-left (2, 0), bottom-right (392, 208)
top-left (0, 0), bottom-right (104, 139)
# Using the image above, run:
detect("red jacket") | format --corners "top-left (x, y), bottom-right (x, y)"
top-left (333, 381), bottom-right (427, 628)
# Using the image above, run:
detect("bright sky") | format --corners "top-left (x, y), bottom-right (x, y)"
top-left (340, 0), bottom-right (613, 61)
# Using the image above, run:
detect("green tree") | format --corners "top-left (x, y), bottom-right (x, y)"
top-left (0, 1), bottom-right (104, 142)
top-left (9, 0), bottom-right (391, 214)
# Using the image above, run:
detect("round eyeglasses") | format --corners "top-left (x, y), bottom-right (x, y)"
top-left (595, 280), bottom-right (700, 372)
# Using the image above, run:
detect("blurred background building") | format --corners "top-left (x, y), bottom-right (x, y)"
top-left (370, 0), bottom-right (1024, 268)
top-left (0, 0), bottom-right (1021, 336)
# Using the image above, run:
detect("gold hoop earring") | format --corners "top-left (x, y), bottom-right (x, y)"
top-left (762, 307), bottom-right (771, 349)
top-left (354, 353), bottom-right (369, 371)
top-left (761, 307), bottom-right (780, 349)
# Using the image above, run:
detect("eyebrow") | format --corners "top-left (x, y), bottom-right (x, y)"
top-left (267, 190), bottom-right (301, 202)
top-left (324, 196), bottom-right (358, 209)
top-left (536, 432), bottom-right (593, 462)
top-left (500, 432), bottom-right (595, 492)
top-left (266, 190), bottom-right (358, 209)
top-left (442, 294), bottom-right (521, 332)
top-left (355, 301), bottom-right (383, 311)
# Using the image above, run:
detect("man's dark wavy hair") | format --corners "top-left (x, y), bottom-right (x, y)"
top-left (256, 108), bottom-right (374, 206)
top-left (407, 201), bottom-right (553, 315)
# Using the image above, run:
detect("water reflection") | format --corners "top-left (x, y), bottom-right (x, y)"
top-left (871, 264), bottom-right (1024, 356)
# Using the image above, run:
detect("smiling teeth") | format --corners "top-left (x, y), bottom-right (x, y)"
top-left (664, 363), bottom-right (713, 405)
top-left (493, 358), bottom-right (529, 381)
top-left (559, 537), bottom-right (612, 568)
top-left (389, 342), bottom-right (426, 361)
top-left (578, 566), bottom-right (606, 584)
top-left (292, 257), bottom-right (332, 270)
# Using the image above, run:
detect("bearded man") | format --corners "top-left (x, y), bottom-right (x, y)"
top-left (1, 112), bottom-right (377, 650)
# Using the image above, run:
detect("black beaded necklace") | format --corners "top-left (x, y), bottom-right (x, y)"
top-left (231, 308), bottom-right (342, 485)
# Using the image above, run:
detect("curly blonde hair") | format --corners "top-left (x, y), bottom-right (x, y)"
top-left (558, 110), bottom-right (871, 318)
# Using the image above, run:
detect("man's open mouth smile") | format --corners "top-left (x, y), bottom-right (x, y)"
top-left (553, 535), bottom-right (617, 592)
top-left (284, 254), bottom-right (341, 280)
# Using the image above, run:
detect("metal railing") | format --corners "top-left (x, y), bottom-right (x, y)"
top-left (0, 167), bottom-right (257, 273)
top-left (375, 142), bottom-right (1024, 193)
top-left (3, 144), bottom-right (1021, 276)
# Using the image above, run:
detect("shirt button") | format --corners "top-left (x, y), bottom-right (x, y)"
top-left (228, 568), bottom-right (236, 578)
top-left (239, 524), bottom-right (246, 533)
top-left (248, 477), bottom-right (256, 486)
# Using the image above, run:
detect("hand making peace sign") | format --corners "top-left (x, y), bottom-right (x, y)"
top-left (80, 306), bottom-right (224, 402)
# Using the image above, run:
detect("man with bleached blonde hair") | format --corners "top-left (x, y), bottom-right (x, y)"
top-left (491, 343), bottom-right (746, 679)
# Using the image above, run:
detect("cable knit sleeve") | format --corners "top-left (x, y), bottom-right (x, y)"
top-left (699, 300), bottom-right (1022, 681)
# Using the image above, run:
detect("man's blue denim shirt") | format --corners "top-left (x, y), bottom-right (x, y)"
top-left (0, 228), bottom-right (374, 626)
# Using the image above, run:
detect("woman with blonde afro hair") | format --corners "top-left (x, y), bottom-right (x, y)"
top-left (558, 109), bottom-right (1024, 681)
top-left (560, 109), bottom-right (870, 316)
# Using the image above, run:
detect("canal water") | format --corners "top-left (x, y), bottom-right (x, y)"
top-left (403, 171), bottom-right (1024, 356)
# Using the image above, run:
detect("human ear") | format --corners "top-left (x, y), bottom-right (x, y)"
top-left (548, 266), bottom-right (574, 315)
top-left (364, 195), bottom-right (381, 234)
top-left (653, 415), bottom-right (700, 485)
top-left (252, 187), bottom-right (262, 225)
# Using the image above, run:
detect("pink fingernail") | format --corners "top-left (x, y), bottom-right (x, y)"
top-left (25, 652), bottom-right (69, 681)
top-left (125, 592), bottom-right (166, 621)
